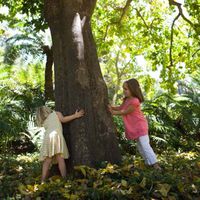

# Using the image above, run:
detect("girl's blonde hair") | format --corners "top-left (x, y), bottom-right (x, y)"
top-left (36, 106), bottom-right (52, 126)
top-left (125, 78), bottom-right (144, 103)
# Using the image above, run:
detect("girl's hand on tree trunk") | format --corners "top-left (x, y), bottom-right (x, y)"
top-left (108, 105), bottom-right (118, 115)
top-left (74, 109), bottom-right (84, 118)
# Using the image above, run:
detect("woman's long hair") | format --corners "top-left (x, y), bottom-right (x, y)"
top-left (36, 106), bottom-right (52, 127)
top-left (126, 78), bottom-right (144, 103)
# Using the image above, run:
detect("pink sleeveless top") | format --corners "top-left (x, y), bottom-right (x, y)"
top-left (120, 97), bottom-right (148, 140)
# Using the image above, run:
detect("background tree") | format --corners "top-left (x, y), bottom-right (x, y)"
top-left (92, 0), bottom-right (200, 98)
top-left (42, 45), bottom-right (54, 101)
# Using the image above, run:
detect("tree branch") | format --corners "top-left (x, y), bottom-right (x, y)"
top-left (115, 50), bottom-right (120, 81)
top-left (102, 0), bottom-right (132, 41)
top-left (168, 0), bottom-right (195, 67)
top-left (134, 8), bottom-right (149, 29)
top-left (169, 13), bottom-right (181, 67)
top-left (168, 0), bottom-right (194, 27)
top-left (118, 0), bottom-right (132, 24)
top-left (192, 48), bottom-right (200, 57)
top-left (119, 59), bottom-right (131, 77)
top-left (103, 24), bottom-right (110, 41)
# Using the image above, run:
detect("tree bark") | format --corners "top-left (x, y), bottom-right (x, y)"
top-left (44, 0), bottom-right (121, 170)
top-left (42, 45), bottom-right (54, 101)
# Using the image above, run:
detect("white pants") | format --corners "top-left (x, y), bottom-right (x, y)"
top-left (136, 135), bottom-right (157, 165)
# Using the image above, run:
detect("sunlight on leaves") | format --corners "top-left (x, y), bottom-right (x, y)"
top-left (157, 183), bottom-right (171, 197)
top-left (139, 177), bottom-right (146, 188)
top-left (121, 179), bottom-right (128, 187)
top-left (74, 165), bottom-right (87, 177)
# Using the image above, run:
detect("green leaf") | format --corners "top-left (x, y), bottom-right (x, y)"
top-left (157, 183), bottom-right (171, 197)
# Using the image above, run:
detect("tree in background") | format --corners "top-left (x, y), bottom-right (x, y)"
top-left (92, 0), bottom-right (200, 99)
top-left (42, 45), bottom-right (54, 101)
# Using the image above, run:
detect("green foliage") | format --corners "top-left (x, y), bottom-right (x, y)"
top-left (113, 116), bottom-right (136, 156)
top-left (3, 33), bottom-right (45, 65)
top-left (0, 153), bottom-right (41, 198)
top-left (143, 89), bottom-right (200, 152)
top-left (0, 84), bottom-right (45, 152)
top-left (91, 0), bottom-right (200, 95)
top-left (0, 0), bottom-right (46, 31)
top-left (3, 45), bottom-right (20, 65)
top-left (0, 62), bottom-right (45, 87)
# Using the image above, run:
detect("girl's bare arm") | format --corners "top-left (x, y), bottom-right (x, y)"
top-left (108, 105), bottom-right (121, 111)
top-left (110, 105), bottom-right (134, 115)
top-left (111, 106), bottom-right (121, 111)
top-left (56, 109), bottom-right (84, 123)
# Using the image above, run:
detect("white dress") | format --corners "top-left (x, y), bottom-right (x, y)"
top-left (39, 111), bottom-right (69, 163)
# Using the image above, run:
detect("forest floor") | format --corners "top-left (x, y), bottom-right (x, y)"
top-left (0, 150), bottom-right (199, 199)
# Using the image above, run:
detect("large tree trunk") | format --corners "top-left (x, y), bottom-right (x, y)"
top-left (44, 0), bottom-right (121, 170)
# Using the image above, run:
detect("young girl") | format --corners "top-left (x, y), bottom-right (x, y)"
top-left (109, 78), bottom-right (161, 170)
top-left (36, 106), bottom-right (84, 182)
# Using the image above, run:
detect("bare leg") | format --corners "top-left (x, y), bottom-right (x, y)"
top-left (41, 157), bottom-right (52, 182)
top-left (56, 154), bottom-right (66, 178)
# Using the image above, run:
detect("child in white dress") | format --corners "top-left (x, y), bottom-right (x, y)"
top-left (36, 106), bottom-right (84, 182)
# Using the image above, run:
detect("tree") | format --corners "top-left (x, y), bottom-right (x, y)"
top-left (92, 0), bottom-right (200, 95)
top-left (43, 0), bottom-right (121, 169)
